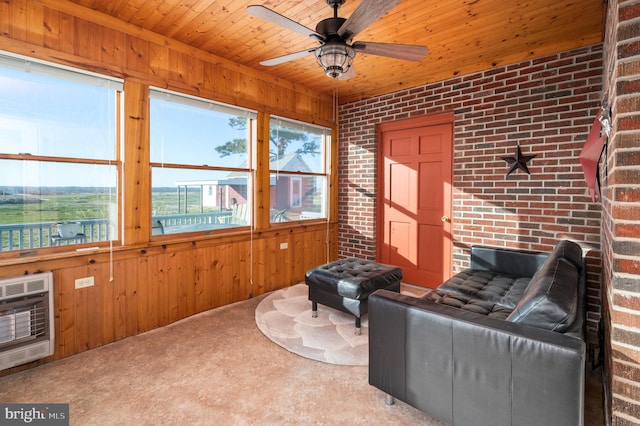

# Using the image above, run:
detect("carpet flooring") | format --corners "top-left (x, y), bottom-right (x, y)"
top-left (0, 287), bottom-right (604, 425)
top-left (0, 292), bottom-right (441, 425)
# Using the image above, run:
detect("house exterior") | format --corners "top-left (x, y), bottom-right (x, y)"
top-left (175, 179), bottom-right (247, 211)
top-left (176, 154), bottom-right (315, 214)
top-left (268, 153), bottom-right (317, 217)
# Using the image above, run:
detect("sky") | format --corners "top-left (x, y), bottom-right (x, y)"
top-left (0, 60), bottom-right (324, 189)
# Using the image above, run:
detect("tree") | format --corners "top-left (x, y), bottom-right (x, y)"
top-left (215, 117), bottom-right (320, 159)
top-left (214, 117), bottom-right (248, 158)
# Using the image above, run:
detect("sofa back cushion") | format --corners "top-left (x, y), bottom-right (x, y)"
top-left (470, 246), bottom-right (548, 278)
top-left (506, 241), bottom-right (582, 332)
top-left (549, 239), bottom-right (583, 270)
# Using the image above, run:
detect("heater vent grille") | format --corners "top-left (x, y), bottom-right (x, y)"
top-left (0, 272), bottom-right (54, 371)
top-left (5, 283), bottom-right (25, 298)
top-left (27, 279), bottom-right (46, 293)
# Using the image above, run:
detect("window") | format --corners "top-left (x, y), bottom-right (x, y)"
top-left (149, 89), bottom-right (256, 235)
top-left (0, 52), bottom-right (122, 253)
top-left (290, 177), bottom-right (302, 208)
top-left (269, 117), bottom-right (330, 223)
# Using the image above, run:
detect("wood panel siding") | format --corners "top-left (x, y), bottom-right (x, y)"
top-left (123, 79), bottom-right (151, 246)
top-left (0, 0), bottom-right (337, 374)
top-left (0, 224), bottom-right (336, 374)
top-left (46, 0), bottom-right (604, 104)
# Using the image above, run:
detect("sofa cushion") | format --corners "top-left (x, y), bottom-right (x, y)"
top-left (506, 256), bottom-right (580, 332)
top-left (437, 270), bottom-right (531, 310)
top-left (423, 289), bottom-right (515, 320)
top-left (421, 289), bottom-right (512, 320)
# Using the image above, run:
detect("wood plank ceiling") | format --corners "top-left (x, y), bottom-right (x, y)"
top-left (65, 0), bottom-right (605, 104)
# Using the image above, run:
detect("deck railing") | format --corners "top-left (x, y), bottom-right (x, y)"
top-left (0, 219), bottom-right (112, 252)
top-left (0, 211), bottom-right (233, 252)
top-left (153, 211), bottom-right (231, 227)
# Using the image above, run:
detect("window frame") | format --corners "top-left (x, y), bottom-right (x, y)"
top-left (0, 52), bottom-right (124, 255)
top-left (268, 116), bottom-right (331, 225)
top-left (148, 87), bottom-right (257, 236)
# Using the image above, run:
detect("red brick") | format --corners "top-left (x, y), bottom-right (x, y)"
top-left (617, 97), bottom-right (640, 115)
top-left (614, 258), bottom-right (640, 275)
top-left (618, 116), bottom-right (640, 132)
top-left (616, 224), bottom-right (640, 239)
top-left (619, 40), bottom-right (640, 60)
top-left (620, 2), bottom-right (640, 21)
top-left (617, 79), bottom-right (640, 95)
top-left (617, 59), bottom-right (640, 78)
top-left (618, 24), bottom-right (640, 46)
top-left (615, 188), bottom-right (640, 203)
top-left (612, 292), bottom-right (640, 315)
top-left (612, 391), bottom-right (640, 422)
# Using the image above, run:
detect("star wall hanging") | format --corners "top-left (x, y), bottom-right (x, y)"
top-left (501, 144), bottom-right (536, 176)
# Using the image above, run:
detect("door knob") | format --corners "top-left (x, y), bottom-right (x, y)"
top-left (441, 215), bottom-right (450, 223)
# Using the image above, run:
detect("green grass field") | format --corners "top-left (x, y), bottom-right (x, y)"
top-left (0, 188), bottom-right (225, 251)
top-left (0, 188), bottom-right (207, 225)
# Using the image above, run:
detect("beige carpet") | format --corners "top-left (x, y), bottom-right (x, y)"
top-left (0, 290), bottom-right (442, 425)
top-left (0, 286), bottom-right (603, 425)
top-left (255, 284), bottom-right (368, 366)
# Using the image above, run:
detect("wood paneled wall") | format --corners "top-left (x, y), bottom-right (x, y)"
top-left (0, 0), bottom-right (337, 373)
top-left (49, 226), bottom-right (331, 359)
top-left (0, 225), bottom-right (335, 367)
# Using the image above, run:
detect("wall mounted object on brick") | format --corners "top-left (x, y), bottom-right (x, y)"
top-left (338, 44), bottom-right (604, 337)
top-left (501, 143), bottom-right (536, 176)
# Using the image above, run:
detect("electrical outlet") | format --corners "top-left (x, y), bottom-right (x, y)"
top-left (75, 276), bottom-right (94, 289)
top-left (280, 242), bottom-right (288, 249)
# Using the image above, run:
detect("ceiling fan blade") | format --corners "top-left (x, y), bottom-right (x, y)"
top-left (338, 0), bottom-right (402, 40)
top-left (247, 5), bottom-right (324, 41)
top-left (338, 66), bottom-right (357, 81)
top-left (259, 48), bottom-right (317, 66)
top-left (352, 41), bottom-right (428, 61)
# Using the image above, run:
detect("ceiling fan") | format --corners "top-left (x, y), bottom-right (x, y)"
top-left (247, 0), bottom-right (428, 79)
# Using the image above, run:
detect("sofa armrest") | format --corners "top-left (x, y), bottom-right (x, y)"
top-left (369, 290), bottom-right (585, 426)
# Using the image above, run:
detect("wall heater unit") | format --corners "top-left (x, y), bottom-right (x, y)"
top-left (0, 272), bottom-right (54, 371)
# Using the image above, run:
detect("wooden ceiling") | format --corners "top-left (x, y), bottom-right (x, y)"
top-left (66, 0), bottom-right (605, 104)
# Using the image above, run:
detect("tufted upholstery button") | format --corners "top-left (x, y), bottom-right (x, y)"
top-left (307, 258), bottom-right (403, 299)
top-left (305, 258), bottom-right (403, 331)
top-left (423, 269), bottom-right (533, 317)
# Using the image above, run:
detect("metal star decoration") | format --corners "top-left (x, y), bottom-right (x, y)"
top-left (501, 144), bottom-right (536, 176)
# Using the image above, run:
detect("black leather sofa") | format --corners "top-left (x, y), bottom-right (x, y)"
top-left (368, 240), bottom-right (587, 426)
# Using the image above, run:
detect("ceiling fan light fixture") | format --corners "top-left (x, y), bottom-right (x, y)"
top-left (315, 42), bottom-right (355, 78)
top-left (249, 1), bottom-right (427, 79)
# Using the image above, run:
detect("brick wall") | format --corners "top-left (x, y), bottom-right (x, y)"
top-left (601, 0), bottom-right (640, 423)
top-left (339, 44), bottom-right (604, 332)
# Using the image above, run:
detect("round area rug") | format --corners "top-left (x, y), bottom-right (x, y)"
top-left (255, 283), bottom-right (368, 366)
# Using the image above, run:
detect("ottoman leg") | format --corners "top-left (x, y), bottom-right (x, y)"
top-left (355, 317), bottom-right (361, 335)
top-left (386, 394), bottom-right (395, 405)
top-left (312, 301), bottom-right (318, 318)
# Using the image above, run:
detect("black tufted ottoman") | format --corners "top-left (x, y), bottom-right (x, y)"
top-left (304, 258), bottom-right (403, 335)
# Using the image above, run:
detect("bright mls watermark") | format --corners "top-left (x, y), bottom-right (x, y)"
top-left (0, 404), bottom-right (68, 425)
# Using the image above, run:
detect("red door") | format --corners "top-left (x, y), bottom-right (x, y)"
top-left (378, 115), bottom-right (453, 288)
